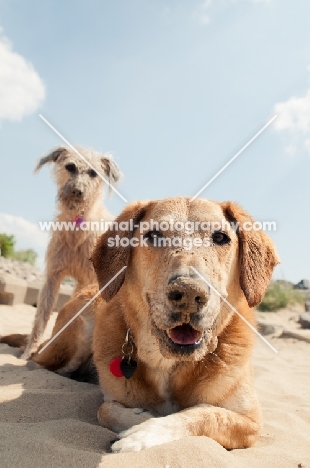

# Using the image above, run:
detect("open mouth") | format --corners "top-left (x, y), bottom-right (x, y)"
top-left (167, 324), bottom-right (203, 347)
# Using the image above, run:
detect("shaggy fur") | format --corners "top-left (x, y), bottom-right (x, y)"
top-left (22, 146), bottom-right (122, 359)
top-left (2, 197), bottom-right (280, 453)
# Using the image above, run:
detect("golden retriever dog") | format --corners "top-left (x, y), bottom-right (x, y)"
top-left (1, 197), bottom-right (279, 453)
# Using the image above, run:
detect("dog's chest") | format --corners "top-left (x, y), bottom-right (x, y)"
top-left (152, 367), bottom-right (172, 400)
top-left (151, 368), bottom-right (179, 416)
top-left (136, 333), bottom-right (179, 415)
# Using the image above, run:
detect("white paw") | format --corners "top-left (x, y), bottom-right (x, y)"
top-left (132, 408), bottom-right (151, 416)
top-left (111, 417), bottom-right (181, 453)
top-left (21, 350), bottom-right (31, 360)
top-left (21, 343), bottom-right (38, 360)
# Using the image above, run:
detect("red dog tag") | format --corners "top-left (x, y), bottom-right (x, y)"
top-left (110, 357), bottom-right (137, 379)
top-left (109, 357), bottom-right (124, 377)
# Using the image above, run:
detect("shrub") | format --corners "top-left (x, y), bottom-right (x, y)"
top-left (258, 282), bottom-right (304, 312)
top-left (12, 249), bottom-right (38, 266)
top-left (0, 233), bottom-right (15, 258)
top-left (0, 233), bottom-right (38, 266)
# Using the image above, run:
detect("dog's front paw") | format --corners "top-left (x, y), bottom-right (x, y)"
top-left (98, 402), bottom-right (153, 433)
top-left (21, 341), bottom-right (39, 360)
top-left (111, 417), bottom-right (182, 453)
top-left (21, 349), bottom-right (32, 360)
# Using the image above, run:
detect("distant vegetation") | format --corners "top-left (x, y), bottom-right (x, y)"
top-left (258, 281), bottom-right (305, 312)
top-left (0, 233), bottom-right (38, 266)
top-left (12, 249), bottom-right (38, 265)
top-left (0, 233), bottom-right (15, 258)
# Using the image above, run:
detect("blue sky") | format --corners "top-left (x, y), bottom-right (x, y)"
top-left (0, 0), bottom-right (309, 282)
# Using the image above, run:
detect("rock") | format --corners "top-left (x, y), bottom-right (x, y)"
top-left (280, 330), bottom-right (310, 343)
top-left (294, 279), bottom-right (310, 290)
top-left (298, 313), bottom-right (310, 329)
top-left (0, 291), bottom-right (14, 305)
top-left (0, 256), bottom-right (75, 308)
top-left (0, 256), bottom-right (44, 283)
top-left (24, 281), bottom-right (44, 308)
top-left (257, 322), bottom-right (276, 335)
top-left (0, 256), bottom-right (74, 287)
top-left (0, 274), bottom-right (27, 305)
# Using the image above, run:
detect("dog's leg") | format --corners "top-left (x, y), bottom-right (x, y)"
top-left (31, 333), bottom-right (79, 373)
top-left (0, 334), bottom-right (28, 349)
top-left (74, 278), bottom-right (90, 295)
top-left (22, 271), bottom-right (63, 359)
top-left (111, 404), bottom-right (261, 453)
top-left (74, 266), bottom-right (96, 294)
top-left (98, 401), bottom-right (153, 433)
top-left (31, 309), bottom-right (94, 374)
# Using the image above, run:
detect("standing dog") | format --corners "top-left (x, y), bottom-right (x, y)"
top-left (4, 197), bottom-right (279, 452)
top-left (22, 146), bottom-right (122, 359)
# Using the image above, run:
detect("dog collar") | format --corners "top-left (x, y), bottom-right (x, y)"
top-left (110, 328), bottom-right (137, 379)
top-left (73, 215), bottom-right (84, 227)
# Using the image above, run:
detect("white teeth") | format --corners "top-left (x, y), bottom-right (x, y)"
top-left (195, 338), bottom-right (202, 345)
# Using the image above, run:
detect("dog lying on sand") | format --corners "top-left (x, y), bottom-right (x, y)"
top-left (1, 197), bottom-right (279, 453)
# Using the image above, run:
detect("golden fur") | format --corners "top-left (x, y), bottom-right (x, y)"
top-left (22, 145), bottom-right (121, 359)
top-left (1, 197), bottom-right (279, 453)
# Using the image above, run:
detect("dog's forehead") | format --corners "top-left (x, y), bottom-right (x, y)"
top-left (145, 197), bottom-right (224, 223)
top-left (59, 150), bottom-right (102, 171)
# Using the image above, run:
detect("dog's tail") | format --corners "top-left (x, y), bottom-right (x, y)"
top-left (0, 333), bottom-right (28, 349)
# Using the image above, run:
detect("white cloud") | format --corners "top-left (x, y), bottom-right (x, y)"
top-left (274, 70), bottom-right (310, 157)
top-left (192, 0), bottom-right (271, 26)
top-left (274, 89), bottom-right (310, 134)
top-left (0, 213), bottom-right (48, 269)
top-left (192, 1), bottom-right (212, 26)
top-left (0, 31), bottom-right (45, 122)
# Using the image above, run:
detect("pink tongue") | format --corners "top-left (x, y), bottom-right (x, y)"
top-left (169, 324), bottom-right (201, 345)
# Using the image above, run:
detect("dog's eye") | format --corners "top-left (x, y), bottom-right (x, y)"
top-left (89, 169), bottom-right (97, 178)
top-left (144, 230), bottom-right (163, 245)
top-left (65, 163), bottom-right (77, 174)
top-left (212, 231), bottom-right (230, 246)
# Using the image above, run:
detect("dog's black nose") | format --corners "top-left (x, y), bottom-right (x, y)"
top-left (167, 277), bottom-right (208, 313)
top-left (72, 188), bottom-right (83, 197)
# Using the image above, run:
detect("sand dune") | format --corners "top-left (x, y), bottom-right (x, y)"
top-left (0, 304), bottom-right (309, 467)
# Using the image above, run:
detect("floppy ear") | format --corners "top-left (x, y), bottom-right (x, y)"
top-left (100, 156), bottom-right (122, 194)
top-left (221, 202), bottom-right (280, 308)
top-left (91, 201), bottom-right (150, 302)
top-left (34, 147), bottom-right (68, 173)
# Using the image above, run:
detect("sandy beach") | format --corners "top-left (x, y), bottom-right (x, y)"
top-left (0, 304), bottom-right (309, 468)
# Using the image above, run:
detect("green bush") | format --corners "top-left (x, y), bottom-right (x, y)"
top-left (0, 233), bottom-right (15, 258)
top-left (258, 282), bottom-right (304, 312)
top-left (12, 249), bottom-right (38, 266)
top-left (0, 233), bottom-right (38, 266)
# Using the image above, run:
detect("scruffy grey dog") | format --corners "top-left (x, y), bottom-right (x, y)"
top-left (22, 146), bottom-right (122, 359)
